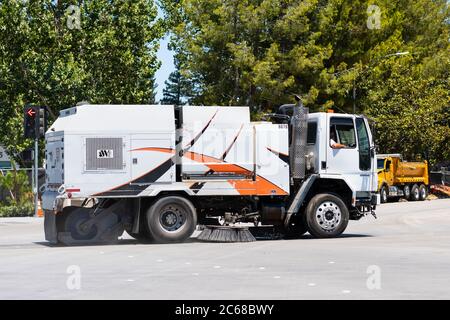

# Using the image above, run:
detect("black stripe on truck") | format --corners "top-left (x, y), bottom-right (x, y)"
top-left (266, 147), bottom-right (289, 165)
top-left (94, 157), bottom-right (175, 197)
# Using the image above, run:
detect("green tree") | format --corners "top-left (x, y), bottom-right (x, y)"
top-left (161, 0), bottom-right (449, 164)
top-left (0, 0), bottom-right (164, 164)
top-left (160, 59), bottom-right (193, 105)
top-left (161, 69), bottom-right (183, 105)
top-left (362, 54), bottom-right (450, 165)
top-left (0, 164), bottom-right (32, 205)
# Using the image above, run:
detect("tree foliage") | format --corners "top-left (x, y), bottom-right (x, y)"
top-left (0, 164), bottom-right (32, 205)
top-left (160, 58), bottom-right (192, 105)
top-left (0, 0), bottom-right (164, 164)
top-left (160, 0), bottom-right (449, 164)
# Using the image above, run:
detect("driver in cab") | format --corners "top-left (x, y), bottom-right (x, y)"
top-left (330, 128), bottom-right (346, 149)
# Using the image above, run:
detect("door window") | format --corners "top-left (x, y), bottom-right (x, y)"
top-left (330, 118), bottom-right (356, 148)
top-left (377, 159), bottom-right (385, 169)
top-left (356, 118), bottom-right (371, 171)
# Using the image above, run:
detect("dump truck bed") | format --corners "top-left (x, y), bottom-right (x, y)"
top-left (394, 160), bottom-right (429, 184)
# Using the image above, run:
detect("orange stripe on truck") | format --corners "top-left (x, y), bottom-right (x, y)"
top-left (132, 147), bottom-right (288, 196)
top-left (229, 176), bottom-right (288, 196)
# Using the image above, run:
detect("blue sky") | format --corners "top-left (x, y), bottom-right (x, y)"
top-left (155, 35), bottom-right (175, 102)
top-left (154, 7), bottom-right (175, 102)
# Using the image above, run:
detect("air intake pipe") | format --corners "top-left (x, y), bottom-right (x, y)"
top-left (289, 95), bottom-right (308, 182)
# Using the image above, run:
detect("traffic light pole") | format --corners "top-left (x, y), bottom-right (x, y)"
top-left (24, 105), bottom-right (46, 217)
top-left (34, 137), bottom-right (39, 217)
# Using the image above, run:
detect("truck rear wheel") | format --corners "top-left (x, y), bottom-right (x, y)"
top-left (419, 184), bottom-right (428, 201)
top-left (305, 193), bottom-right (349, 238)
top-left (380, 185), bottom-right (388, 203)
top-left (145, 196), bottom-right (197, 243)
top-left (411, 184), bottom-right (420, 201)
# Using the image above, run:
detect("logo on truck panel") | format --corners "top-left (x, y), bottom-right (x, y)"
top-left (97, 149), bottom-right (114, 159)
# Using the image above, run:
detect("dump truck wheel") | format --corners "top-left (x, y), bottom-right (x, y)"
top-left (419, 184), bottom-right (428, 201)
top-left (305, 193), bottom-right (349, 238)
top-left (380, 185), bottom-right (388, 203)
top-left (411, 184), bottom-right (420, 201)
top-left (403, 185), bottom-right (411, 200)
top-left (145, 196), bottom-right (197, 243)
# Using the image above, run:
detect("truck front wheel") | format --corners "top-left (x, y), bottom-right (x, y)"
top-left (145, 196), bottom-right (197, 243)
top-left (380, 185), bottom-right (388, 203)
top-left (305, 193), bottom-right (349, 238)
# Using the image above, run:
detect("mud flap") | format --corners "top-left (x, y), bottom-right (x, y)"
top-left (44, 210), bottom-right (58, 244)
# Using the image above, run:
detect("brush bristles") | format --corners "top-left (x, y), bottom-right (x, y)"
top-left (197, 227), bottom-right (256, 242)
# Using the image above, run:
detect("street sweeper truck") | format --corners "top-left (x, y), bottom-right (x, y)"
top-left (42, 98), bottom-right (378, 245)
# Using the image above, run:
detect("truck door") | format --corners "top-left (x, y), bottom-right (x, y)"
top-left (326, 116), bottom-right (370, 190)
top-left (355, 117), bottom-right (376, 192)
top-left (355, 117), bottom-right (371, 172)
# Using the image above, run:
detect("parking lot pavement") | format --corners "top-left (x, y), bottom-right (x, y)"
top-left (0, 199), bottom-right (449, 300)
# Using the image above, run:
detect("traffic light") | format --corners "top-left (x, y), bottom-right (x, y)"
top-left (24, 105), bottom-right (47, 139)
top-left (24, 105), bottom-right (38, 139)
top-left (38, 106), bottom-right (47, 138)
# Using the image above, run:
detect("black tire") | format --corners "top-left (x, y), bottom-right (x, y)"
top-left (145, 196), bottom-right (197, 243)
top-left (410, 184), bottom-right (420, 201)
top-left (380, 185), bottom-right (388, 203)
top-left (304, 193), bottom-right (349, 238)
top-left (403, 185), bottom-right (411, 200)
top-left (419, 184), bottom-right (428, 201)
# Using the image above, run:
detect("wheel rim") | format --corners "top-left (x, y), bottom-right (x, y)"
top-left (315, 201), bottom-right (342, 231)
top-left (382, 189), bottom-right (387, 202)
top-left (159, 204), bottom-right (186, 232)
top-left (404, 186), bottom-right (410, 197)
top-left (413, 188), bottom-right (419, 199)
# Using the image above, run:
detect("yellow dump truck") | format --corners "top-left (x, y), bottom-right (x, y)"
top-left (377, 154), bottom-right (429, 203)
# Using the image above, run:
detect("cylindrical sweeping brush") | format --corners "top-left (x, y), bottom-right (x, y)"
top-left (197, 225), bottom-right (256, 242)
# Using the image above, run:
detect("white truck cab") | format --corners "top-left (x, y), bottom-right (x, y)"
top-left (307, 112), bottom-right (378, 206)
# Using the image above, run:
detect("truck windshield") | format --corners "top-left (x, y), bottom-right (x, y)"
top-left (377, 159), bottom-right (385, 169)
top-left (356, 118), bottom-right (371, 171)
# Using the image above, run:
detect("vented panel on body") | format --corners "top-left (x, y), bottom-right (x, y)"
top-left (86, 137), bottom-right (123, 170)
top-left (290, 106), bottom-right (308, 179)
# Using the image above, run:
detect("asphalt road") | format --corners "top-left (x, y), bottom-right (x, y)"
top-left (0, 199), bottom-right (449, 300)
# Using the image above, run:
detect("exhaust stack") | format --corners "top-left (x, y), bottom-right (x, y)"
top-left (290, 96), bottom-right (308, 181)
